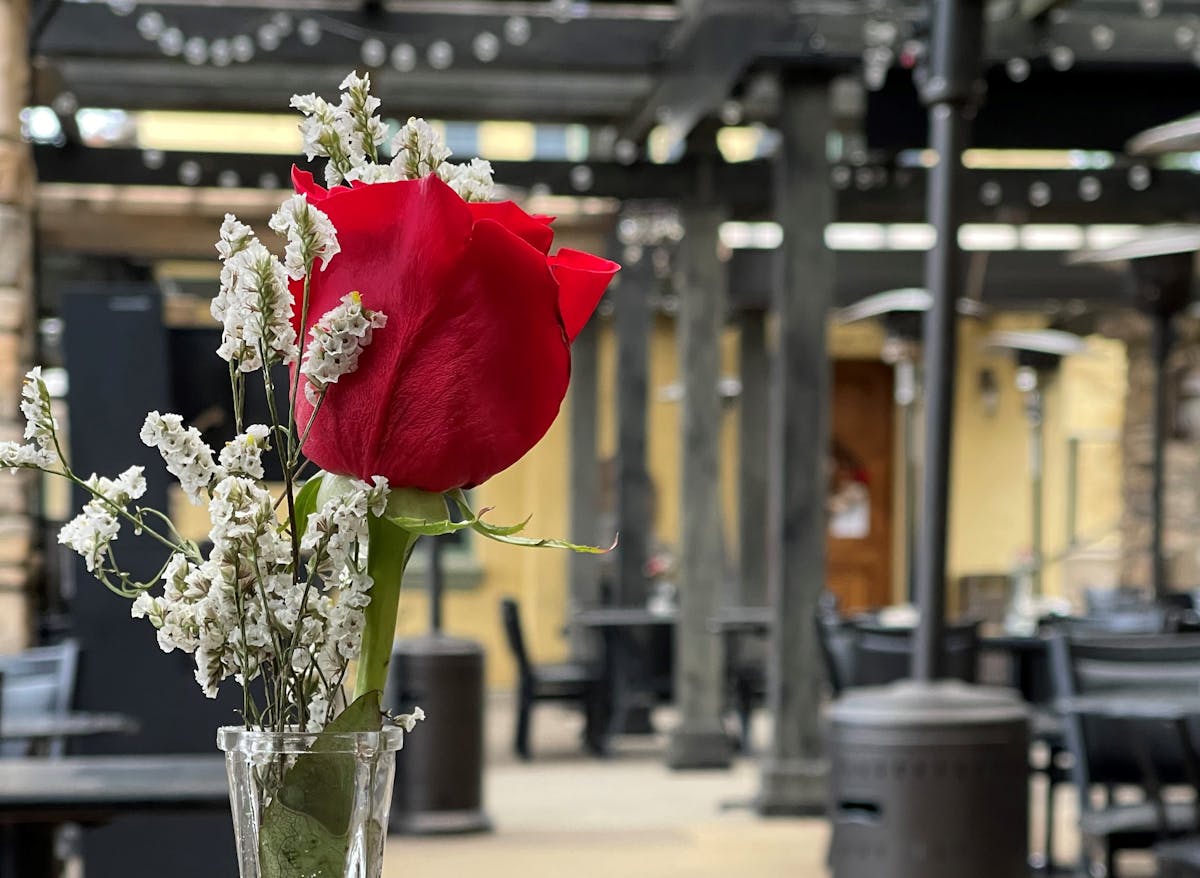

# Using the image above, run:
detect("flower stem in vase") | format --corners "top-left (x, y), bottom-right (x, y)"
top-left (355, 515), bottom-right (418, 700)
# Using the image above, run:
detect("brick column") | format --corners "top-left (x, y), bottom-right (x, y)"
top-left (0, 0), bottom-right (37, 651)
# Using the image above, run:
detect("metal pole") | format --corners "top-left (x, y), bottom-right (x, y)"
top-left (913, 0), bottom-right (984, 682)
top-left (1028, 388), bottom-right (1044, 598)
top-left (428, 535), bottom-right (443, 634)
top-left (897, 357), bottom-right (919, 603)
top-left (1151, 310), bottom-right (1171, 599)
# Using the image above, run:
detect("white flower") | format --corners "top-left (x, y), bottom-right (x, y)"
top-left (140, 411), bottom-right (221, 504)
top-left (440, 158), bottom-right (495, 203)
top-left (390, 117), bottom-right (452, 180)
top-left (300, 292), bottom-right (387, 404)
top-left (268, 195), bottom-right (341, 280)
top-left (218, 425), bottom-right (271, 479)
top-left (86, 466), bottom-right (147, 505)
top-left (337, 71), bottom-right (388, 167)
top-left (0, 441), bottom-right (56, 471)
top-left (344, 163), bottom-right (401, 185)
top-left (58, 501), bottom-right (120, 573)
top-left (395, 706), bottom-right (425, 732)
top-left (212, 238), bottom-right (297, 371)
top-left (20, 368), bottom-right (57, 450)
top-left (290, 93), bottom-right (352, 186)
top-left (216, 214), bottom-right (255, 261)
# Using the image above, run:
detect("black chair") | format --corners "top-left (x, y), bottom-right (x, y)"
top-left (500, 599), bottom-right (604, 759)
top-left (849, 619), bottom-right (980, 686)
top-left (1049, 632), bottom-right (1200, 876)
top-left (0, 641), bottom-right (79, 757)
top-left (1063, 607), bottom-right (1175, 637)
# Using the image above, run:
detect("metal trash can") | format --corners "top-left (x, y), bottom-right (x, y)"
top-left (385, 634), bottom-right (492, 835)
top-left (827, 681), bottom-right (1029, 878)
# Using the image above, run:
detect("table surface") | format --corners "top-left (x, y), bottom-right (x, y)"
top-left (573, 607), bottom-right (677, 627)
top-left (1058, 693), bottom-right (1200, 721)
top-left (0, 712), bottom-right (139, 741)
top-left (0, 754), bottom-right (229, 822)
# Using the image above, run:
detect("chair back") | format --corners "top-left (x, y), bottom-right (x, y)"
top-left (1049, 632), bottom-right (1200, 794)
top-left (1062, 607), bottom-right (1173, 636)
top-left (500, 599), bottom-right (533, 681)
top-left (850, 620), bottom-right (979, 687)
top-left (815, 615), bottom-right (855, 695)
top-left (0, 640), bottom-right (80, 757)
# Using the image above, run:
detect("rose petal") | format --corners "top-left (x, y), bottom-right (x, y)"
top-left (467, 202), bottom-right (555, 254)
top-left (549, 249), bottom-right (621, 343)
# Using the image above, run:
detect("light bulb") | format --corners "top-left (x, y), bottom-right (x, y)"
top-left (614, 139), bottom-right (638, 165)
top-left (298, 18), bottom-right (321, 46)
top-left (142, 149), bottom-right (165, 170)
top-left (256, 23), bottom-right (281, 51)
top-left (427, 40), bottom-right (454, 69)
top-left (1128, 165), bottom-right (1152, 191)
top-left (209, 38), bottom-right (232, 66)
top-left (569, 164), bottom-right (593, 192)
top-left (136, 11), bottom-right (164, 39)
top-left (1078, 175), bottom-right (1102, 202)
top-left (158, 27), bottom-right (184, 56)
top-left (258, 172), bottom-right (281, 190)
top-left (361, 37), bottom-right (386, 67)
top-left (178, 160), bottom-right (202, 186)
top-left (271, 12), bottom-right (292, 35)
top-left (391, 42), bottom-right (416, 71)
top-left (1090, 24), bottom-right (1115, 50)
top-left (504, 15), bottom-right (531, 46)
top-left (980, 180), bottom-right (1002, 206)
top-left (1049, 45), bottom-right (1074, 71)
top-left (473, 31), bottom-right (500, 62)
top-left (1006, 57), bottom-right (1030, 82)
top-left (183, 36), bottom-right (207, 65)
top-left (1028, 181), bottom-right (1051, 207)
top-left (231, 34), bottom-right (254, 63)
top-left (107, 0), bottom-right (136, 16)
top-left (217, 170), bottom-right (241, 188)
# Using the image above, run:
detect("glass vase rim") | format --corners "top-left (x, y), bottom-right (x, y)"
top-left (216, 724), bottom-right (404, 755)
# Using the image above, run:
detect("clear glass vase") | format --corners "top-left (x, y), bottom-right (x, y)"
top-left (217, 726), bottom-right (404, 878)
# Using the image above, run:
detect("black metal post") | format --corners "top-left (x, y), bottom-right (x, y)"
top-left (1028, 387), bottom-right (1044, 597)
top-left (1150, 310), bottom-right (1171, 599)
top-left (913, 0), bottom-right (984, 682)
top-left (428, 535), bottom-right (443, 634)
top-left (897, 357), bottom-right (919, 603)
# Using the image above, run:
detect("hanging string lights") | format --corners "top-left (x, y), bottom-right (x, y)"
top-left (103, 0), bottom-right (567, 70)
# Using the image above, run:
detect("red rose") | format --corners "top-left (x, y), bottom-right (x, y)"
top-left (289, 167), bottom-right (618, 493)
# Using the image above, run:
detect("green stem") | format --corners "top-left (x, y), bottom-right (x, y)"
top-left (354, 515), bottom-right (418, 700)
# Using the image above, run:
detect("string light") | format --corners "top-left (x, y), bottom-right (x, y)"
top-left (1128, 165), bottom-right (1152, 191)
top-left (614, 139), bottom-right (638, 165)
top-left (1005, 57), bottom-right (1030, 81)
top-left (980, 180), bottom-right (1002, 206)
top-left (1078, 175), bottom-right (1102, 202)
top-left (391, 43), bottom-right (417, 72)
top-left (472, 31), bottom-right (500, 63)
top-left (569, 164), bottom-right (594, 192)
top-left (231, 35), bottom-right (255, 63)
top-left (258, 172), bottom-right (281, 190)
top-left (1090, 24), bottom-right (1115, 50)
top-left (137, 11), bottom-right (164, 39)
top-left (1048, 45), bottom-right (1075, 70)
top-left (142, 149), bottom-right (165, 169)
top-left (1028, 181), bottom-right (1051, 207)
top-left (256, 22), bottom-right (282, 51)
top-left (107, 0), bottom-right (136, 16)
top-left (158, 28), bottom-right (184, 56)
top-left (209, 38), bottom-right (232, 67)
top-left (427, 40), bottom-right (454, 69)
top-left (298, 18), bottom-right (322, 46)
top-left (361, 38), bottom-right (387, 67)
top-left (178, 160), bottom-right (202, 186)
top-left (1175, 26), bottom-right (1196, 50)
top-left (184, 36), bottom-right (208, 66)
top-left (217, 170), bottom-right (241, 188)
top-left (504, 15), bottom-right (532, 46)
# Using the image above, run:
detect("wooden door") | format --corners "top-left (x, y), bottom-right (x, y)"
top-left (826, 360), bottom-right (894, 612)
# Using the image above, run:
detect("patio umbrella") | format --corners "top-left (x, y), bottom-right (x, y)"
top-left (983, 329), bottom-right (1087, 597)
top-left (1070, 225), bottom-right (1200, 598)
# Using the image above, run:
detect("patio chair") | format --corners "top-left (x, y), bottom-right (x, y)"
top-left (1049, 632), bottom-right (1200, 876)
top-left (849, 619), bottom-right (980, 686)
top-left (0, 640), bottom-right (79, 757)
top-left (1063, 607), bottom-right (1175, 636)
top-left (500, 599), bottom-right (604, 759)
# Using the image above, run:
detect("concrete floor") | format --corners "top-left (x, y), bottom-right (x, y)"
top-left (383, 695), bottom-right (1162, 878)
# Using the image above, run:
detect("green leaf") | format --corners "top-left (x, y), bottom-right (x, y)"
top-left (472, 514), bottom-right (533, 538)
top-left (381, 486), bottom-right (482, 535)
top-left (258, 691), bottom-right (384, 878)
top-left (292, 473), bottom-right (325, 543)
top-left (470, 521), bottom-right (617, 554)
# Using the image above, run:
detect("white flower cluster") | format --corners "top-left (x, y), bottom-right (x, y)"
top-left (58, 466), bottom-right (147, 573)
top-left (212, 216), bottom-right (297, 373)
top-left (289, 75), bottom-right (495, 201)
top-left (140, 412), bottom-right (222, 504)
top-left (300, 292), bottom-right (388, 405)
top-left (0, 368), bottom-right (59, 472)
top-left (131, 474), bottom-right (390, 730)
top-left (218, 425), bottom-right (272, 480)
top-left (268, 194), bottom-right (341, 281)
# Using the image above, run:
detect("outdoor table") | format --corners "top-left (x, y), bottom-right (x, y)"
top-left (572, 607), bottom-right (675, 752)
top-left (980, 630), bottom-right (1051, 704)
top-left (0, 711), bottom-right (139, 753)
top-left (0, 754), bottom-right (229, 878)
